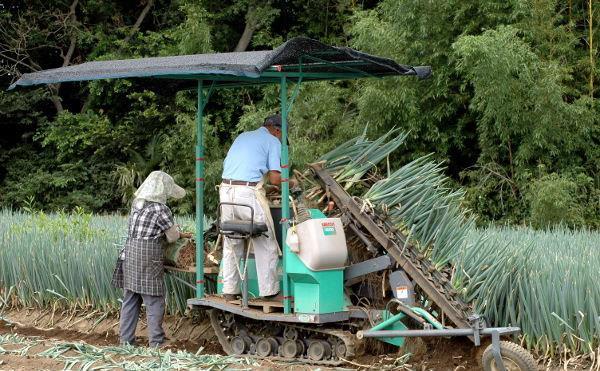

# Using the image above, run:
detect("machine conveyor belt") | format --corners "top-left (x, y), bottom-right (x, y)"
top-left (310, 164), bottom-right (474, 336)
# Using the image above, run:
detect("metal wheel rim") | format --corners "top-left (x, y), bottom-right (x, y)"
top-left (335, 342), bottom-right (347, 357)
top-left (256, 338), bottom-right (272, 357)
top-left (281, 339), bottom-right (299, 358)
top-left (308, 341), bottom-right (325, 361)
top-left (231, 337), bottom-right (246, 355)
top-left (284, 327), bottom-right (298, 340)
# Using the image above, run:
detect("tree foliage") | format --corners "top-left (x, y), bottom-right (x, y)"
top-left (349, 0), bottom-right (599, 227)
top-left (0, 0), bottom-right (598, 228)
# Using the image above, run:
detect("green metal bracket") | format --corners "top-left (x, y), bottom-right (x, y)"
top-left (371, 312), bottom-right (405, 332)
top-left (411, 307), bottom-right (444, 330)
top-left (211, 80), bottom-right (278, 90)
top-left (279, 57), bottom-right (303, 122)
top-left (369, 311), bottom-right (407, 347)
top-left (201, 81), bottom-right (215, 111)
top-left (299, 53), bottom-right (378, 79)
top-left (287, 77), bottom-right (303, 115)
top-left (366, 306), bottom-right (445, 347)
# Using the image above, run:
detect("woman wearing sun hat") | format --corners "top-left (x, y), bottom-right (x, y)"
top-left (112, 170), bottom-right (190, 347)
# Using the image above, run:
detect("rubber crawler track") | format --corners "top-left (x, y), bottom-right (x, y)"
top-left (208, 309), bottom-right (361, 365)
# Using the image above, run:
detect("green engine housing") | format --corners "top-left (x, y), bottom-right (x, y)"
top-left (217, 208), bottom-right (347, 315)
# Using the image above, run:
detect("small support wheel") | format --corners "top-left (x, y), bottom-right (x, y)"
top-left (230, 336), bottom-right (252, 355)
top-left (256, 337), bottom-right (275, 357)
top-left (307, 340), bottom-right (332, 361)
top-left (335, 341), bottom-right (347, 358)
top-left (482, 341), bottom-right (537, 371)
top-left (281, 339), bottom-right (304, 358)
top-left (328, 337), bottom-right (347, 358)
top-left (284, 327), bottom-right (299, 340)
top-left (296, 340), bottom-right (306, 357)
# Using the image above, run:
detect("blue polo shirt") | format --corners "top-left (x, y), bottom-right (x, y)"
top-left (222, 127), bottom-right (282, 182)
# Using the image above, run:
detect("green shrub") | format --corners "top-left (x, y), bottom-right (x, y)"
top-left (526, 173), bottom-right (584, 229)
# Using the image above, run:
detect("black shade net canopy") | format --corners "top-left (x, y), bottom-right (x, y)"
top-left (9, 37), bottom-right (431, 89)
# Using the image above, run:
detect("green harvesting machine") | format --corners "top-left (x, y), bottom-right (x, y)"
top-left (11, 37), bottom-right (536, 370)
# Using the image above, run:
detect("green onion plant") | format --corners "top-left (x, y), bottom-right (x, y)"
top-left (0, 209), bottom-right (208, 315)
top-left (322, 131), bottom-right (600, 357)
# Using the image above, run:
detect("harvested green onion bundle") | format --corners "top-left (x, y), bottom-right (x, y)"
top-left (164, 238), bottom-right (196, 268)
top-left (363, 154), bottom-right (474, 269)
top-left (319, 128), bottom-right (408, 189)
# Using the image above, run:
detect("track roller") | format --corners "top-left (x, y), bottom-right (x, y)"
top-left (256, 337), bottom-right (279, 357)
top-left (307, 340), bottom-right (332, 361)
top-left (280, 339), bottom-right (305, 358)
top-left (333, 340), bottom-right (347, 358)
top-left (284, 327), bottom-right (299, 340)
top-left (230, 335), bottom-right (252, 355)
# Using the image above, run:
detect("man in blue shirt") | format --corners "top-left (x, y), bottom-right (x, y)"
top-left (222, 116), bottom-right (283, 185)
top-left (219, 115), bottom-right (283, 301)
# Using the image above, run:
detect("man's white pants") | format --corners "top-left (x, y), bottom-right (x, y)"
top-left (219, 184), bottom-right (279, 296)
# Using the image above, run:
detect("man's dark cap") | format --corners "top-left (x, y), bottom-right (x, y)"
top-left (263, 114), bottom-right (282, 128)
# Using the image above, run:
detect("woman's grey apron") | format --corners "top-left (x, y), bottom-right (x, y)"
top-left (111, 202), bottom-right (166, 297)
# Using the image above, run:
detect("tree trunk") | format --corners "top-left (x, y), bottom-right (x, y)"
top-left (49, 85), bottom-right (64, 112)
top-left (589, 0), bottom-right (594, 99)
top-left (50, 0), bottom-right (79, 114)
top-left (123, 0), bottom-right (155, 44)
top-left (234, 9), bottom-right (257, 52)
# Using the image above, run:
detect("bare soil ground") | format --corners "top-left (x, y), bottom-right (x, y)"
top-left (0, 309), bottom-right (565, 370)
top-left (0, 354), bottom-right (65, 370)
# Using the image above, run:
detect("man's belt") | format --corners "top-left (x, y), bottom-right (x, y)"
top-left (222, 179), bottom-right (258, 186)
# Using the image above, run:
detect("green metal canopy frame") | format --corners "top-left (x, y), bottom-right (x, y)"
top-left (9, 37), bottom-right (431, 314)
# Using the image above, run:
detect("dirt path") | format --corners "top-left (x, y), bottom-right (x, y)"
top-left (1, 307), bottom-right (226, 353)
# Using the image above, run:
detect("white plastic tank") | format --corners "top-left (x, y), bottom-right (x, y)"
top-left (286, 218), bottom-right (348, 271)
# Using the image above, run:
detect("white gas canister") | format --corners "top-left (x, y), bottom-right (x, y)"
top-left (288, 218), bottom-right (348, 271)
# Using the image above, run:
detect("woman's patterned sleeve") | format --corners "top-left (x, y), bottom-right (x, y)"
top-left (155, 204), bottom-right (175, 232)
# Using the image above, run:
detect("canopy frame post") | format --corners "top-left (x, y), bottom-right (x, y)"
top-left (195, 79), bottom-right (209, 299)
top-left (280, 75), bottom-right (292, 314)
top-left (287, 77), bottom-right (303, 113)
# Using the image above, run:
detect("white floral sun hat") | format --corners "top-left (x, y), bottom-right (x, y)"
top-left (134, 171), bottom-right (186, 205)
